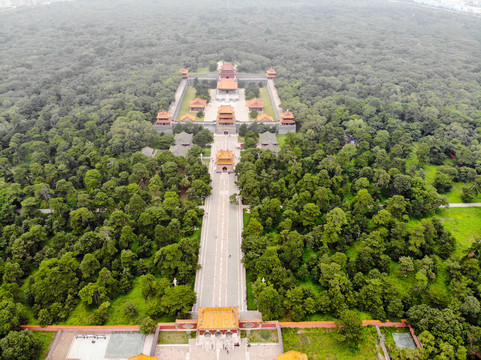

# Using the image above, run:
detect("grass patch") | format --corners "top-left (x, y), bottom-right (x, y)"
top-left (246, 269), bottom-right (255, 310)
top-left (178, 86), bottom-right (204, 121)
top-left (201, 147), bottom-right (211, 157)
top-left (32, 331), bottom-right (56, 360)
top-left (243, 209), bottom-right (251, 226)
top-left (423, 164), bottom-right (438, 185)
top-left (258, 87), bottom-right (277, 121)
top-left (306, 313), bottom-right (337, 321)
top-left (282, 327), bottom-right (380, 359)
top-left (241, 329), bottom-right (278, 343)
top-left (157, 331), bottom-right (195, 344)
top-left (437, 207), bottom-right (481, 256)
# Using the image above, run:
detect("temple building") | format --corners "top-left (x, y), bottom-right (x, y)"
top-left (179, 113), bottom-right (196, 123)
top-left (154, 110), bottom-right (173, 134)
top-left (280, 111), bottom-right (295, 125)
top-left (278, 350), bottom-right (308, 360)
top-left (246, 97), bottom-right (264, 113)
top-left (219, 62), bottom-right (237, 79)
top-left (215, 150), bottom-right (235, 173)
top-left (180, 68), bottom-right (189, 79)
top-left (216, 79), bottom-right (239, 101)
top-left (197, 307), bottom-right (240, 351)
top-left (266, 68), bottom-right (277, 79)
top-left (216, 105), bottom-right (236, 126)
top-left (169, 132), bottom-right (193, 157)
top-left (257, 113), bottom-right (273, 123)
top-left (258, 131), bottom-right (280, 154)
top-left (190, 97), bottom-right (207, 112)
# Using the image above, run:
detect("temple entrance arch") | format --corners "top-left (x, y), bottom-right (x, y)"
top-left (224, 131), bottom-right (229, 135)
top-left (222, 167), bottom-right (228, 173)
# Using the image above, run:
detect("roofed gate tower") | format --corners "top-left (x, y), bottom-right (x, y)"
top-left (197, 307), bottom-right (240, 352)
top-left (219, 62), bottom-right (237, 80)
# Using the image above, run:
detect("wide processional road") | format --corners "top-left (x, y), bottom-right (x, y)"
top-left (193, 134), bottom-right (247, 312)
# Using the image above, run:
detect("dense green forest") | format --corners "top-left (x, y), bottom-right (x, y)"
top-left (0, 0), bottom-right (481, 358)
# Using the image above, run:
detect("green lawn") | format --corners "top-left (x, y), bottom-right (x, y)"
top-left (246, 270), bottom-right (255, 310)
top-left (241, 329), bottom-right (278, 343)
top-left (282, 327), bottom-right (380, 359)
top-left (178, 86), bottom-right (204, 121)
top-left (158, 331), bottom-right (195, 344)
top-left (424, 164), bottom-right (438, 185)
top-left (201, 147), bottom-right (211, 157)
top-left (33, 331), bottom-right (56, 360)
top-left (259, 87), bottom-right (277, 121)
top-left (437, 207), bottom-right (481, 256)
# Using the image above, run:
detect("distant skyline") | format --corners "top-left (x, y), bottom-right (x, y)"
top-left (0, 0), bottom-right (74, 9)
top-left (410, 0), bottom-right (481, 14)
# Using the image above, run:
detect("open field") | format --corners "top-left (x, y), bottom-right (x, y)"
top-left (282, 327), bottom-right (380, 359)
top-left (437, 207), bottom-right (481, 256)
top-left (178, 86), bottom-right (204, 121)
top-left (259, 87), bottom-right (277, 121)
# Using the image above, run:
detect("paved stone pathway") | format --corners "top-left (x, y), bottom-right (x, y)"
top-left (193, 133), bottom-right (247, 311)
top-left (443, 203), bottom-right (481, 207)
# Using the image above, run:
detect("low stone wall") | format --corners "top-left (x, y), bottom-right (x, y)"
top-left (155, 124), bottom-right (173, 135)
top-left (278, 124), bottom-right (296, 134)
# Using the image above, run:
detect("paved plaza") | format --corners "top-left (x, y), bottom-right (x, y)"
top-left (194, 133), bottom-right (247, 311)
top-left (155, 339), bottom-right (282, 360)
top-left (204, 89), bottom-right (250, 123)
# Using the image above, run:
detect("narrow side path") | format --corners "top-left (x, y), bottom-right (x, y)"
top-left (442, 203), bottom-right (481, 207)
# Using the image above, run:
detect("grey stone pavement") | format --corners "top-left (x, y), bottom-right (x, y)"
top-left (156, 339), bottom-right (281, 360)
top-left (193, 133), bottom-right (247, 311)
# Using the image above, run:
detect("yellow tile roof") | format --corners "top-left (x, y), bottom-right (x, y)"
top-left (218, 105), bottom-right (235, 114)
top-left (217, 79), bottom-right (238, 90)
top-left (257, 113), bottom-right (273, 122)
top-left (281, 111), bottom-right (294, 119)
top-left (157, 110), bottom-right (172, 119)
top-left (215, 151), bottom-right (235, 165)
top-left (129, 354), bottom-right (157, 360)
top-left (180, 113), bottom-right (196, 121)
top-left (190, 97), bottom-right (207, 108)
top-left (198, 307), bottom-right (239, 329)
top-left (278, 350), bottom-right (308, 360)
top-left (247, 98), bottom-right (264, 108)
